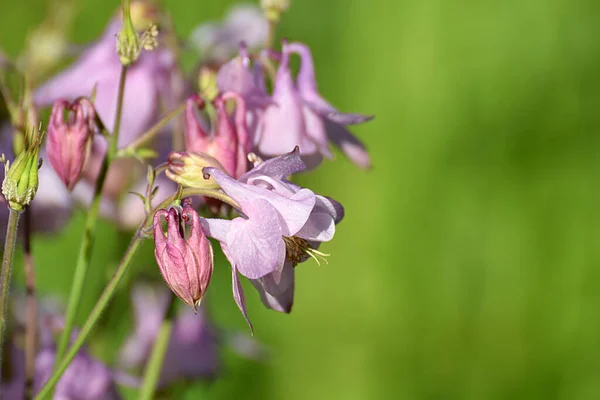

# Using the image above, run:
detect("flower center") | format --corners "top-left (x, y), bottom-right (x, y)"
top-left (282, 236), bottom-right (329, 266)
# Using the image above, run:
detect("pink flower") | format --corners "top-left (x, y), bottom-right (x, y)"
top-left (153, 200), bottom-right (214, 311)
top-left (201, 148), bottom-right (344, 328)
top-left (46, 99), bottom-right (95, 191)
top-left (184, 92), bottom-right (250, 179)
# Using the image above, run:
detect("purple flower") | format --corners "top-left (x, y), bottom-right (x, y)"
top-left (35, 347), bottom-right (121, 400)
top-left (217, 41), bottom-right (373, 169)
top-left (216, 44), bottom-right (271, 147)
top-left (189, 5), bottom-right (268, 63)
top-left (119, 284), bottom-right (219, 385)
top-left (201, 148), bottom-right (344, 328)
top-left (153, 200), bottom-right (214, 311)
top-left (184, 92), bottom-right (250, 179)
top-left (34, 17), bottom-right (180, 149)
top-left (286, 42), bottom-right (374, 168)
top-left (256, 41), bottom-right (373, 169)
top-left (47, 99), bottom-right (95, 191)
top-left (0, 298), bottom-right (122, 399)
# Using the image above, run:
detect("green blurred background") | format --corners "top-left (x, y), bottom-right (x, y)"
top-left (3, 0), bottom-right (600, 399)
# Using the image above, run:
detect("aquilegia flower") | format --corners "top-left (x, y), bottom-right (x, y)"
top-left (46, 98), bottom-right (96, 191)
top-left (183, 92), bottom-right (250, 179)
top-left (200, 148), bottom-right (344, 327)
top-left (256, 41), bottom-right (373, 169)
top-left (153, 200), bottom-right (214, 311)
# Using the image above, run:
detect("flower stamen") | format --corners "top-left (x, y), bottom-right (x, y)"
top-left (283, 236), bottom-right (329, 266)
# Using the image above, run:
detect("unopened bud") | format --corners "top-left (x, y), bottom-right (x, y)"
top-left (153, 203), bottom-right (213, 311)
top-left (166, 152), bottom-right (224, 190)
top-left (47, 99), bottom-right (95, 191)
top-left (261, 0), bottom-right (291, 22)
top-left (2, 126), bottom-right (43, 212)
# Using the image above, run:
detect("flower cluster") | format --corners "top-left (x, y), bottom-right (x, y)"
top-left (0, 0), bottom-right (373, 396)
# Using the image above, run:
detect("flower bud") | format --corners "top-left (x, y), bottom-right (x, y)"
top-left (153, 202), bottom-right (213, 311)
top-left (184, 93), bottom-right (250, 179)
top-left (165, 151), bottom-right (223, 190)
top-left (261, 0), bottom-right (291, 22)
top-left (46, 99), bottom-right (95, 191)
top-left (2, 125), bottom-right (43, 212)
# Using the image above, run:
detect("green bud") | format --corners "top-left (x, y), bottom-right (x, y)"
top-left (166, 152), bottom-right (223, 190)
top-left (2, 140), bottom-right (42, 212)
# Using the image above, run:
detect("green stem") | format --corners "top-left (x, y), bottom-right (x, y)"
top-left (137, 299), bottom-right (175, 400)
top-left (109, 66), bottom-right (128, 159)
top-left (125, 103), bottom-right (185, 151)
top-left (53, 65), bottom-right (128, 367)
top-left (34, 230), bottom-right (145, 400)
top-left (0, 208), bottom-right (21, 372)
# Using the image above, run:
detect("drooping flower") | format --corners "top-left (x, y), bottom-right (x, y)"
top-left (200, 148), bottom-right (344, 327)
top-left (189, 4), bottom-right (268, 64)
top-left (153, 200), bottom-right (214, 310)
top-left (287, 42), bottom-right (374, 168)
top-left (218, 41), bottom-right (373, 169)
top-left (46, 98), bottom-right (95, 191)
top-left (184, 92), bottom-right (250, 179)
top-left (119, 284), bottom-right (219, 385)
top-left (258, 41), bottom-right (373, 168)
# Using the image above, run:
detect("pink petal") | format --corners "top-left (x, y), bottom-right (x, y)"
top-left (226, 199), bottom-right (285, 279)
top-left (232, 265), bottom-right (253, 334)
top-left (251, 262), bottom-right (295, 313)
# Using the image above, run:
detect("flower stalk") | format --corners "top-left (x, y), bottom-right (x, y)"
top-left (0, 208), bottom-right (21, 372)
top-left (23, 208), bottom-right (37, 400)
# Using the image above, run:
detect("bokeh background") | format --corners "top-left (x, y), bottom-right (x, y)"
top-left (2, 0), bottom-right (600, 399)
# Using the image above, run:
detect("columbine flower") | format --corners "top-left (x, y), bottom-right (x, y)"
top-left (286, 42), bottom-right (374, 168)
top-left (216, 43), bottom-right (271, 144)
top-left (46, 99), bottom-right (95, 191)
top-left (189, 5), bottom-right (268, 63)
top-left (34, 10), bottom-right (181, 149)
top-left (153, 200), bottom-right (214, 311)
top-left (201, 148), bottom-right (344, 327)
top-left (120, 284), bottom-right (219, 385)
top-left (255, 41), bottom-right (373, 169)
top-left (184, 92), bottom-right (250, 179)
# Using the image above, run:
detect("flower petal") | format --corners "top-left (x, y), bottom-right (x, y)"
top-left (232, 265), bottom-right (253, 334)
top-left (240, 147), bottom-right (306, 183)
top-left (226, 199), bottom-right (285, 279)
top-left (200, 217), bottom-right (231, 242)
top-left (325, 119), bottom-right (371, 169)
top-left (251, 262), bottom-right (295, 313)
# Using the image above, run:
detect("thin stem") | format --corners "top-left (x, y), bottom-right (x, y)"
top-left (109, 66), bottom-right (128, 159)
top-left (137, 297), bottom-right (175, 400)
top-left (23, 208), bottom-right (37, 400)
top-left (125, 103), bottom-right (185, 151)
top-left (266, 19), bottom-right (277, 49)
top-left (34, 230), bottom-right (145, 400)
top-left (53, 65), bottom-right (128, 367)
top-left (0, 209), bottom-right (21, 372)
